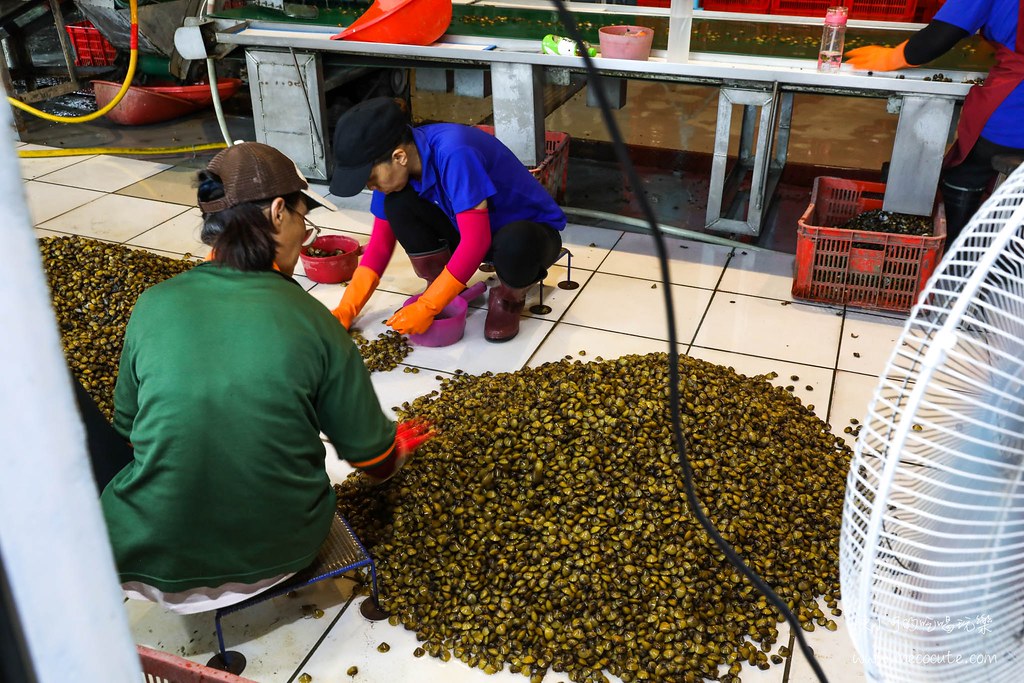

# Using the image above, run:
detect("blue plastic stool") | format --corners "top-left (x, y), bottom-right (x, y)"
top-left (479, 247), bottom-right (579, 315)
top-left (530, 247), bottom-right (579, 315)
top-left (207, 510), bottom-right (383, 674)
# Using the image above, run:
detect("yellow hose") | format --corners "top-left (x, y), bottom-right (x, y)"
top-left (6, 0), bottom-right (139, 123)
top-left (18, 142), bottom-right (226, 158)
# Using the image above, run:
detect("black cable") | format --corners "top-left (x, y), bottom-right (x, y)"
top-left (549, 4), bottom-right (830, 681)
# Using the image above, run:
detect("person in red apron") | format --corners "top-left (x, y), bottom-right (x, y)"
top-left (846, 0), bottom-right (1024, 246)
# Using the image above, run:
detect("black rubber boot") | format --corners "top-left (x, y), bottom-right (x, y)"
top-left (941, 182), bottom-right (985, 248)
top-left (408, 247), bottom-right (451, 287)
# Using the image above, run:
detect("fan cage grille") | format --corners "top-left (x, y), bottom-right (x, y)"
top-left (840, 164), bottom-right (1024, 682)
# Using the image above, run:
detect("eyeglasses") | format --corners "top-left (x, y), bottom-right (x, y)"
top-left (301, 224), bottom-right (321, 248)
top-left (289, 206), bottom-right (321, 247)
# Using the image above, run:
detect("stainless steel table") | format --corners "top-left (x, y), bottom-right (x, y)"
top-left (214, 9), bottom-right (983, 233)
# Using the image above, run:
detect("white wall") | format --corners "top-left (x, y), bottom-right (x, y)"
top-left (0, 94), bottom-right (140, 680)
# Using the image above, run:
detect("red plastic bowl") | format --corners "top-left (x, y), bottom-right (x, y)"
top-left (92, 78), bottom-right (242, 126)
top-left (332, 0), bottom-right (452, 45)
top-left (300, 235), bottom-right (362, 284)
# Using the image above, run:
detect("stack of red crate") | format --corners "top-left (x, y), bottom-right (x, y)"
top-left (696, 0), bottom-right (919, 20)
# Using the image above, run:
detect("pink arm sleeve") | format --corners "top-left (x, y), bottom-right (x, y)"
top-left (447, 209), bottom-right (492, 284)
top-left (359, 216), bottom-right (397, 276)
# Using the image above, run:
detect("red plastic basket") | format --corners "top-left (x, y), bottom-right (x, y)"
top-left (914, 0), bottom-right (944, 22)
top-left (475, 125), bottom-right (570, 204)
top-left (704, 0), bottom-right (772, 13)
top-left (65, 21), bottom-right (117, 67)
top-left (138, 646), bottom-right (257, 682)
top-left (769, 0), bottom-right (917, 21)
top-left (792, 177), bottom-right (946, 313)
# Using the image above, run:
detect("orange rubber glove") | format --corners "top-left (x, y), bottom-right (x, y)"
top-left (845, 41), bottom-right (911, 72)
top-left (332, 265), bottom-right (380, 330)
top-left (386, 267), bottom-right (465, 335)
top-left (359, 419), bottom-right (436, 484)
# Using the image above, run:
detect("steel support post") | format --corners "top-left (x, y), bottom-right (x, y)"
top-left (706, 87), bottom-right (779, 236)
top-left (491, 61), bottom-right (544, 168)
top-left (884, 94), bottom-right (957, 216)
top-left (246, 49), bottom-right (329, 180)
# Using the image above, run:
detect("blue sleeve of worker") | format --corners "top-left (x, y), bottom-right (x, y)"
top-left (934, 0), bottom-right (991, 35)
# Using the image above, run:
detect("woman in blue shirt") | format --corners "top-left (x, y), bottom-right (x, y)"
top-left (846, 0), bottom-right (1023, 244)
top-left (327, 98), bottom-right (567, 342)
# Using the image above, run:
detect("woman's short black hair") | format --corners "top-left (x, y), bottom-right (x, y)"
top-left (197, 170), bottom-right (304, 271)
top-left (371, 125), bottom-right (415, 167)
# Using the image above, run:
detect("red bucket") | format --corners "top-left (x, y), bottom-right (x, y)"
top-left (300, 235), bottom-right (362, 284)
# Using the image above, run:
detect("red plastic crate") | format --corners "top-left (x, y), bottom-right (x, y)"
top-left (769, 0), bottom-right (917, 21)
top-left (138, 646), bottom-right (257, 682)
top-left (792, 177), bottom-right (946, 313)
top-left (475, 125), bottom-right (570, 204)
top-left (704, 0), bottom-right (772, 13)
top-left (65, 21), bottom-right (117, 67)
top-left (915, 0), bottom-right (944, 22)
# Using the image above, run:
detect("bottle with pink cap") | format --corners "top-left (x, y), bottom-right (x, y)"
top-left (817, 6), bottom-right (848, 73)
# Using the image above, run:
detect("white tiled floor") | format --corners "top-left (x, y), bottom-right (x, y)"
top-left (27, 158), bottom-right (902, 683)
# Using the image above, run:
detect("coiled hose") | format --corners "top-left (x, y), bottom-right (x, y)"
top-left (6, 0), bottom-right (139, 123)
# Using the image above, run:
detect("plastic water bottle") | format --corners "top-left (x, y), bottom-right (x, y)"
top-left (542, 34), bottom-right (597, 58)
top-left (817, 6), bottom-right (848, 73)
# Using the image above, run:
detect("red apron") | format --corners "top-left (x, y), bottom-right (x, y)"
top-left (944, 0), bottom-right (1024, 168)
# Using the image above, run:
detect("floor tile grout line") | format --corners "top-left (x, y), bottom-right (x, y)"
top-left (687, 344), bottom-right (842, 375)
top-left (688, 248), bottom-right (737, 348)
top-left (26, 185), bottom-right (110, 226)
top-left (19, 154), bottom-right (97, 181)
top-left (35, 195), bottom-right (193, 237)
top-left (286, 586), bottom-right (359, 683)
top-left (528, 318), bottom-right (689, 351)
top-left (522, 232), bottom-right (625, 369)
top-left (825, 306), bottom-right (849, 426)
top-left (23, 173), bottom-right (170, 195)
top-left (114, 188), bottom-right (197, 207)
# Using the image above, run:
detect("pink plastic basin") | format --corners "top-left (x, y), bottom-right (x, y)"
top-left (598, 25), bottom-right (655, 61)
top-left (403, 281), bottom-right (487, 347)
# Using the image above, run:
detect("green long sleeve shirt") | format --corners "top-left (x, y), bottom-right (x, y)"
top-left (101, 262), bottom-right (394, 592)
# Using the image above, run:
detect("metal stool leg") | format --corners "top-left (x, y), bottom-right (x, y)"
top-left (557, 248), bottom-right (580, 291)
top-left (207, 611), bottom-right (247, 674)
top-left (359, 562), bottom-right (389, 621)
top-left (529, 247), bottom-right (578, 315)
top-left (529, 281), bottom-right (551, 315)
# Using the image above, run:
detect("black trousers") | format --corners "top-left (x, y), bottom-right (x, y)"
top-left (943, 136), bottom-right (1024, 192)
top-left (383, 185), bottom-right (563, 288)
top-left (73, 376), bottom-right (133, 491)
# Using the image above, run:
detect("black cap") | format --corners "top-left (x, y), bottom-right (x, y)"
top-left (329, 97), bottom-right (409, 197)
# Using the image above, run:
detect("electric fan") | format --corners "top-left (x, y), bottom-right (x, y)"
top-left (840, 162), bottom-right (1024, 682)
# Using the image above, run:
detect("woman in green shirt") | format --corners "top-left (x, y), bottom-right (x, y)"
top-left (82, 143), bottom-right (429, 614)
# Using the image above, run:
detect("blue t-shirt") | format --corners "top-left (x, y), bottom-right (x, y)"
top-left (935, 0), bottom-right (1023, 148)
top-left (370, 124), bottom-right (567, 231)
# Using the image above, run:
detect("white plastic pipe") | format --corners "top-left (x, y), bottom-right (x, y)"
top-left (207, 56), bottom-right (234, 147)
top-left (0, 88), bottom-right (141, 681)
